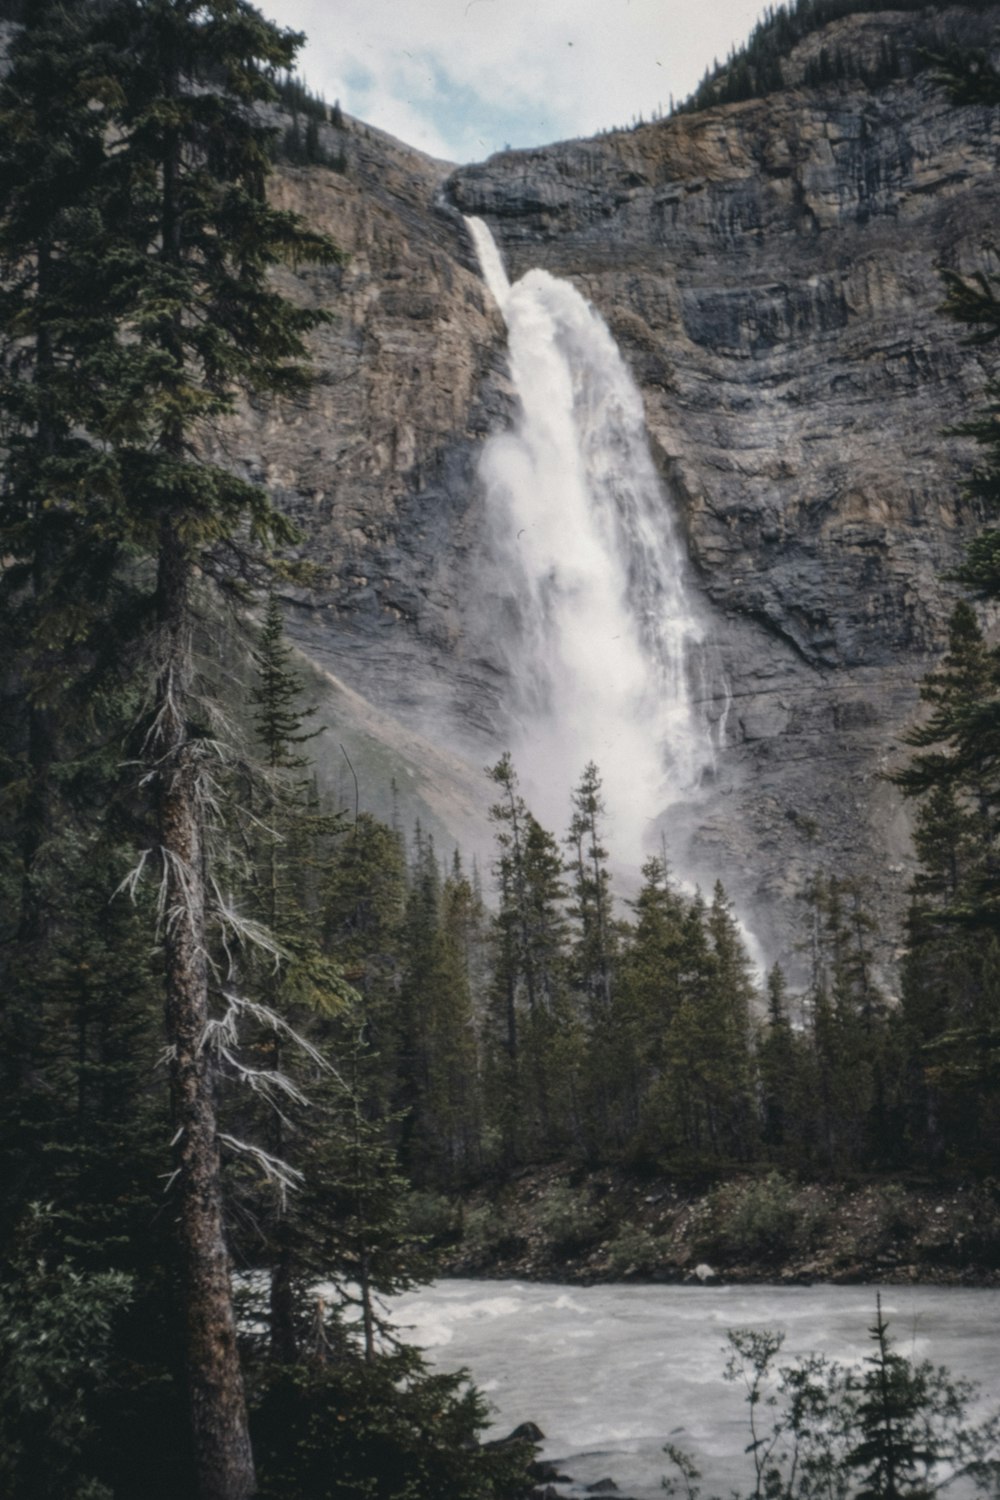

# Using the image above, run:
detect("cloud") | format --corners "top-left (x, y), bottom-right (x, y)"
top-left (263, 0), bottom-right (769, 162)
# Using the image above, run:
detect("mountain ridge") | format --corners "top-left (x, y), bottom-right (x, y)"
top-left (226, 3), bottom-right (1000, 972)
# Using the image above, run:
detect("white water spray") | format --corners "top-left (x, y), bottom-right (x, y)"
top-left (467, 216), bottom-right (724, 864)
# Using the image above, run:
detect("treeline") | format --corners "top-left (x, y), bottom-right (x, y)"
top-left (5, 573), bottom-right (1000, 1491)
top-left (273, 73), bottom-right (348, 169)
top-left (676, 0), bottom-right (998, 113)
top-left (0, 3), bottom-right (527, 1498)
top-left (315, 753), bottom-right (1000, 1191)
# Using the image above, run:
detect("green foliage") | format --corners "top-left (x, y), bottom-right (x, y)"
top-left (401, 1189), bottom-right (459, 1245)
top-left (270, 73), bottom-right (347, 169)
top-left (460, 1199), bottom-right (525, 1261)
top-left (274, 72), bottom-right (332, 122)
top-left (669, 1310), bottom-right (1000, 1500)
top-left (895, 249), bottom-right (1000, 1161)
top-left (251, 1350), bottom-right (536, 1500)
top-left (251, 590), bottom-right (323, 771)
top-left (485, 753), bottom-right (581, 1165)
top-left (537, 1183), bottom-right (603, 1253)
top-left (604, 1222), bottom-right (668, 1277)
top-left (699, 1173), bottom-right (805, 1264)
top-left (0, 1209), bottom-right (133, 1500)
top-left (10, 9), bottom-right (1000, 1471)
top-left (0, 1), bottom-right (345, 1488)
top-left (393, 831), bottom-right (484, 1186)
top-left (675, 0), bottom-right (993, 116)
top-left (892, 82), bottom-right (1000, 1156)
top-left (931, 47), bottom-right (1000, 109)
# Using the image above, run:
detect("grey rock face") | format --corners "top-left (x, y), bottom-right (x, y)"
top-left (235, 9), bottom-right (1000, 977)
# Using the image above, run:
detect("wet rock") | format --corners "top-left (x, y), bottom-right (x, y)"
top-left (220, 9), bottom-right (1000, 977)
top-left (528, 1459), bottom-right (572, 1483)
top-left (504, 1421), bottom-right (546, 1445)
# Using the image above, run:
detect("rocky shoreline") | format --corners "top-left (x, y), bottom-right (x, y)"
top-left (424, 1166), bottom-right (1000, 1290)
top-left (486, 1420), bottom-right (644, 1500)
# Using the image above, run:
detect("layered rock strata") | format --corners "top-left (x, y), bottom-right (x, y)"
top-left (229, 7), bottom-right (1000, 973)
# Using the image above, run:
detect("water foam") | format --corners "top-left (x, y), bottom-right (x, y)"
top-left (466, 216), bottom-right (721, 867)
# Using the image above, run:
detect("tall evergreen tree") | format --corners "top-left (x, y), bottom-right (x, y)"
top-left (485, 754), bottom-right (579, 1163)
top-left (615, 856), bottom-right (688, 1156)
top-left (758, 964), bottom-right (799, 1157)
top-left (565, 762), bottom-right (623, 1150)
top-left (893, 606), bottom-right (1000, 1161)
top-left (485, 754), bottom-right (533, 1163)
top-left (565, 761), bottom-right (616, 1020)
top-left (1, 4), bottom-right (340, 1493)
top-left (657, 885), bottom-right (758, 1162)
top-left (236, 591), bottom-right (354, 1365)
top-left (394, 834), bottom-right (484, 1186)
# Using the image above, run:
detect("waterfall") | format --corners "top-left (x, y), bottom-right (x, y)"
top-left (467, 216), bottom-right (724, 865)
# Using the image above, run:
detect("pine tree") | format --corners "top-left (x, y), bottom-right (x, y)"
top-left (485, 755), bottom-right (533, 1163)
top-left (518, 816), bottom-right (580, 1154)
top-left (233, 592), bottom-right (355, 1365)
top-left (658, 893), bottom-right (718, 1157)
top-left (893, 606), bottom-right (1000, 1162)
top-left (0, 4), bottom-right (340, 1493)
top-left (565, 761), bottom-right (615, 1021)
top-left (895, 603), bottom-right (1000, 924)
top-left (666, 885), bottom-right (757, 1161)
top-left (434, 854), bottom-right (487, 1181)
top-left (890, 56), bottom-right (1000, 1164)
top-left (565, 762), bottom-right (623, 1151)
top-left (616, 856), bottom-right (688, 1156)
top-left (484, 754), bottom-right (579, 1163)
top-left (758, 964), bottom-right (799, 1157)
top-left (323, 810), bottom-right (407, 1064)
top-left (717, 1306), bottom-right (1000, 1500)
top-left (0, 0), bottom-right (138, 947)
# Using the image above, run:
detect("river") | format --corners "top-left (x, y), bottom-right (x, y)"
top-left (389, 1280), bottom-right (1000, 1498)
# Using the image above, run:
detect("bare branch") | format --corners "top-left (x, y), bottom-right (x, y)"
top-left (217, 1133), bottom-right (304, 1207)
top-left (113, 847), bottom-right (153, 904)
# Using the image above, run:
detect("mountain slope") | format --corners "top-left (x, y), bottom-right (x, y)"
top-left (234, 5), bottom-right (1000, 971)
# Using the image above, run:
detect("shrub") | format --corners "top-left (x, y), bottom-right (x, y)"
top-left (605, 1223), bottom-right (667, 1277)
top-left (403, 1190), bottom-right (459, 1245)
top-left (700, 1173), bottom-right (801, 1263)
top-left (536, 1185), bottom-right (603, 1254)
top-left (461, 1202), bottom-right (524, 1261)
top-left (0, 1213), bottom-right (134, 1500)
top-left (875, 1181), bottom-right (914, 1242)
top-left (252, 1347), bottom-right (536, 1499)
top-left (665, 1304), bottom-right (1000, 1500)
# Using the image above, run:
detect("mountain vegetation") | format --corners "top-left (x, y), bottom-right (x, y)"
top-left (676, 0), bottom-right (999, 113)
top-left (4, 1), bottom-right (1000, 1498)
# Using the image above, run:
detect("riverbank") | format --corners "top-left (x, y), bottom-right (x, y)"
top-left (419, 1166), bottom-right (1000, 1286)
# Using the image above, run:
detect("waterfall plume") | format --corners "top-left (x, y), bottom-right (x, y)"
top-left (467, 215), bottom-right (725, 867)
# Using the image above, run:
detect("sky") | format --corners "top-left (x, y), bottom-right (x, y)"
top-left (259, 0), bottom-right (772, 164)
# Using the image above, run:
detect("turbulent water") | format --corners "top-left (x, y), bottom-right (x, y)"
top-left (466, 217), bottom-right (724, 865)
top-left (392, 1280), bottom-right (1000, 1499)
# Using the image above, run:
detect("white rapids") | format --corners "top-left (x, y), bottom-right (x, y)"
top-left (391, 1279), bottom-right (1000, 1499)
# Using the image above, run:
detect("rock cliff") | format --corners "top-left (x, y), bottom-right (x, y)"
top-left (234, 5), bottom-right (1000, 976)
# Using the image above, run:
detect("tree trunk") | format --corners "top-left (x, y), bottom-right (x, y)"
top-left (17, 240), bottom-right (57, 948)
top-left (157, 525), bottom-right (256, 1500)
top-left (269, 1236), bottom-right (297, 1365)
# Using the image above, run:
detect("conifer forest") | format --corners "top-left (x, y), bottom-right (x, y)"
top-left (7, 2), bottom-right (1000, 1499)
